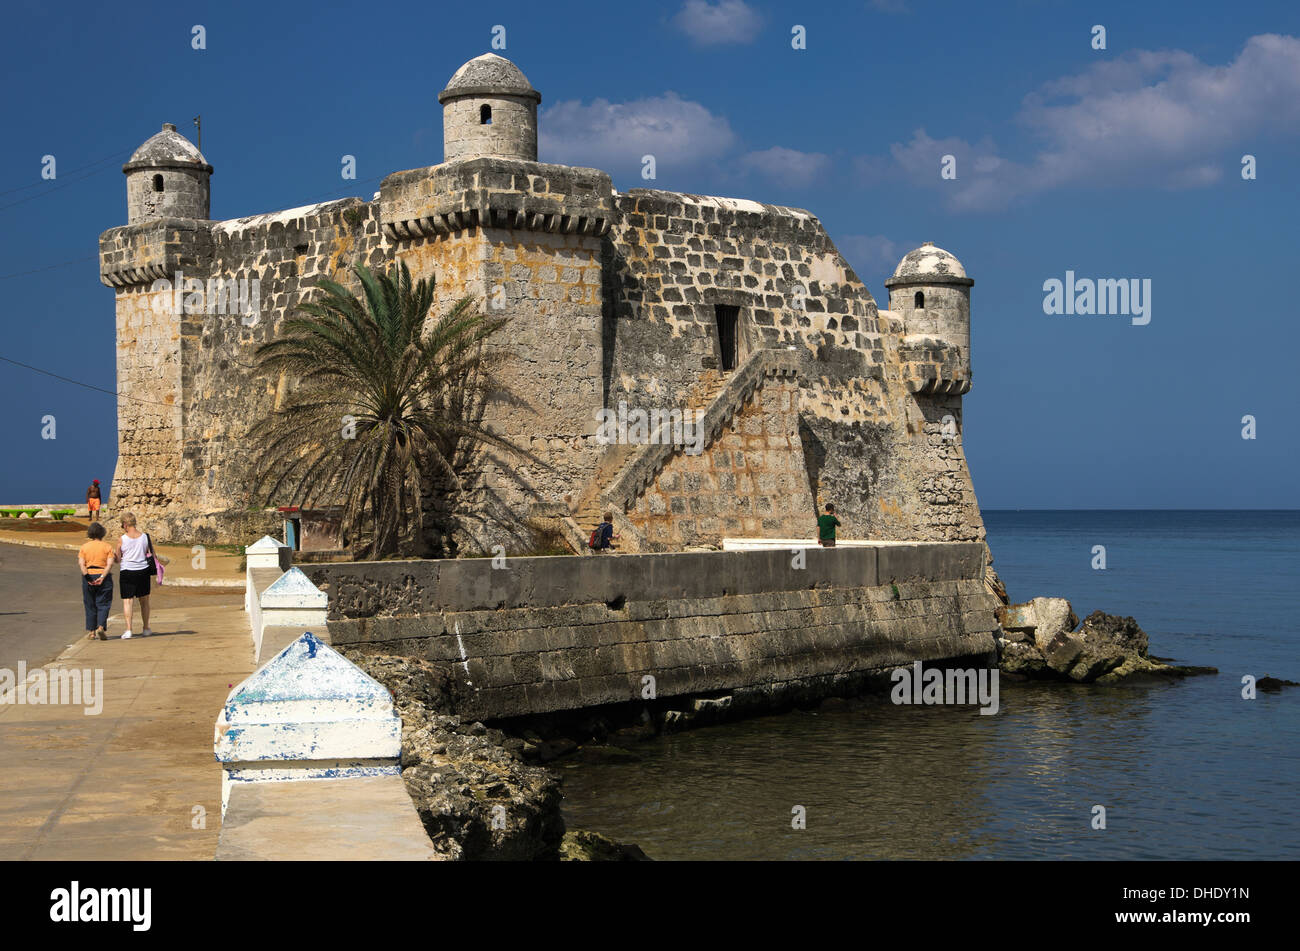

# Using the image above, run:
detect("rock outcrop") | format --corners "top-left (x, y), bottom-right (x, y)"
top-left (345, 653), bottom-right (563, 860)
top-left (559, 830), bottom-right (651, 861)
top-left (995, 599), bottom-right (1215, 684)
top-left (1257, 675), bottom-right (1300, 692)
top-left (344, 651), bottom-right (649, 860)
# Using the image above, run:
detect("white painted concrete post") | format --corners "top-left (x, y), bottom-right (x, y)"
top-left (213, 631), bottom-right (403, 817)
top-left (260, 567), bottom-right (328, 627)
top-left (245, 534), bottom-right (289, 612)
top-left (245, 533), bottom-right (289, 568)
top-left (255, 567), bottom-right (329, 661)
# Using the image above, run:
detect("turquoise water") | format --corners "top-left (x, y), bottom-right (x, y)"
top-left (557, 511), bottom-right (1300, 859)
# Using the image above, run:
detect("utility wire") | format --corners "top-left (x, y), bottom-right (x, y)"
top-left (0, 149), bottom-right (133, 213)
top-left (0, 354), bottom-right (178, 407)
top-left (0, 145), bottom-right (135, 197)
top-left (0, 253), bottom-right (100, 281)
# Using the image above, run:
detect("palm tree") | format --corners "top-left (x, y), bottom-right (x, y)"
top-left (248, 261), bottom-right (517, 558)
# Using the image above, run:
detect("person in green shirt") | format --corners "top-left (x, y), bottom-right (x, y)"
top-left (817, 503), bottom-right (841, 547)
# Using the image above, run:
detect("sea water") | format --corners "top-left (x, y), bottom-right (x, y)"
top-left (557, 511), bottom-right (1300, 859)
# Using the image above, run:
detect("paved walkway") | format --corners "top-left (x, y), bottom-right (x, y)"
top-left (0, 581), bottom-right (255, 860)
top-left (0, 544), bottom-right (91, 672)
top-left (0, 521), bottom-right (245, 588)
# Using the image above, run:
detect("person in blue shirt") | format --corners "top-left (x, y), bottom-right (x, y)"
top-left (594, 512), bottom-right (617, 552)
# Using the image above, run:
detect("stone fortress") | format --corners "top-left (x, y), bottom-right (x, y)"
top-left (100, 53), bottom-right (988, 561)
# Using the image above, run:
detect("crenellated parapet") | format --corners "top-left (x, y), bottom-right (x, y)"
top-left (379, 157), bottom-right (613, 241)
top-left (99, 217), bottom-right (213, 288)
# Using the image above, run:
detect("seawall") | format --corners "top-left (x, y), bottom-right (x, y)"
top-left (304, 544), bottom-right (999, 722)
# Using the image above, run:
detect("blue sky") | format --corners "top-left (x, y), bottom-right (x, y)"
top-left (1, 0), bottom-right (1297, 509)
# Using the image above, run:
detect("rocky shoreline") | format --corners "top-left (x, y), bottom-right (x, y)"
top-left (343, 651), bottom-right (650, 861)
top-left (994, 597), bottom-right (1218, 684)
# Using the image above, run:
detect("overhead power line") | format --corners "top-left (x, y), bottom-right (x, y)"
top-left (0, 253), bottom-right (100, 281)
top-left (0, 144), bottom-right (135, 198)
top-left (0, 148), bottom-right (133, 213)
top-left (0, 354), bottom-right (177, 407)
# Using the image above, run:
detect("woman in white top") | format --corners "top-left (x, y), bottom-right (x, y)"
top-left (114, 512), bottom-right (156, 638)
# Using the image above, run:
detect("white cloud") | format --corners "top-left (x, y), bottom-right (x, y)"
top-left (539, 92), bottom-right (737, 174)
top-left (868, 34), bottom-right (1300, 211)
top-left (739, 147), bottom-right (832, 186)
top-left (672, 0), bottom-right (764, 45)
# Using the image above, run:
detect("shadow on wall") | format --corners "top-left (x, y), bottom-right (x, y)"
top-left (798, 415), bottom-right (889, 527)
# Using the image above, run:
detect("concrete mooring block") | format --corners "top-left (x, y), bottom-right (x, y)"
top-left (214, 631), bottom-right (402, 817)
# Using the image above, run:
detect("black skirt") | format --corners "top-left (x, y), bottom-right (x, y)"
top-left (119, 567), bottom-right (152, 599)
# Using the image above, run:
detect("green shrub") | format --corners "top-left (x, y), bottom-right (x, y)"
top-left (51, 509), bottom-right (75, 520)
top-left (21, 508), bottom-right (39, 518)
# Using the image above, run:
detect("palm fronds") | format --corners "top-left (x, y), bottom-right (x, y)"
top-left (248, 261), bottom-right (517, 558)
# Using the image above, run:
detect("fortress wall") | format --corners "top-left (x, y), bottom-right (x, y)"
top-left (304, 544), bottom-right (998, 721)
top-left (479, 227), bottom-right (606, 505)
top-left (102, 198), bottom-right (392, 543)
top-left (112, 285), bottom-right (184, 514)
top-left (908, 395), bottom-right (984, 542)
top-left (626, 375), bottom-right (814, 547)
top-left (396, 225), bottom-right (607, 551)
top-left (101, 158), bottom-right (986, 550)
top-left (604, 189), bottom-right (986, 545)
top-left (183, 199), bottom-right (388, 523)
top-left (604, 190), bottom-right (885, 409)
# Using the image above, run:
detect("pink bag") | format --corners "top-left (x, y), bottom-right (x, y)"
top-left (146, 533), bottom-right (165, 585)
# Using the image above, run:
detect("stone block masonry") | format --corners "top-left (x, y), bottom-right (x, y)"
top-left (305, 544), bottom-right (998, 721)
top-left (626, 373), bottom-right (812, 548)
top-left (102, 52), bottom-right (991, 560)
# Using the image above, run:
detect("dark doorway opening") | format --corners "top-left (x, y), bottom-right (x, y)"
top-left (715, 305), bottom-right (739, 371)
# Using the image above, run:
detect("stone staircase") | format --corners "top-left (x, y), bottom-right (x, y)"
top-left (561, 348), bottom-right (799, 553)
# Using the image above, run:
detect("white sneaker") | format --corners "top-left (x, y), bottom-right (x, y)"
top-left (121, 630), bottom-right (133, 639)
top-left (141, 628), bottom-right (153, 637)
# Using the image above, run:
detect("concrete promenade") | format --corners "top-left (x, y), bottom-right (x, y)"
top-left (0, 540), bottom-right (254, 860)
top-left (0, 522), bottom-right (246, 588)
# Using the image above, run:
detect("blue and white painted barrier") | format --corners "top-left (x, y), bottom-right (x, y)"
top-left (213, 631), bottom-right (403, 817)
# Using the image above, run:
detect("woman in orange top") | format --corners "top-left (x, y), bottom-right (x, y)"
top-left (78, 522), bottom-right (115, 640)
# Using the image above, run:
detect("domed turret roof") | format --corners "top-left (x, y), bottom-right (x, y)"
top-left (438, 53), bottom-right (541, 103)
top-left (124, 123), bottom-right (211, 172)
top-left (884, 242), bottom-right (972, 286)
